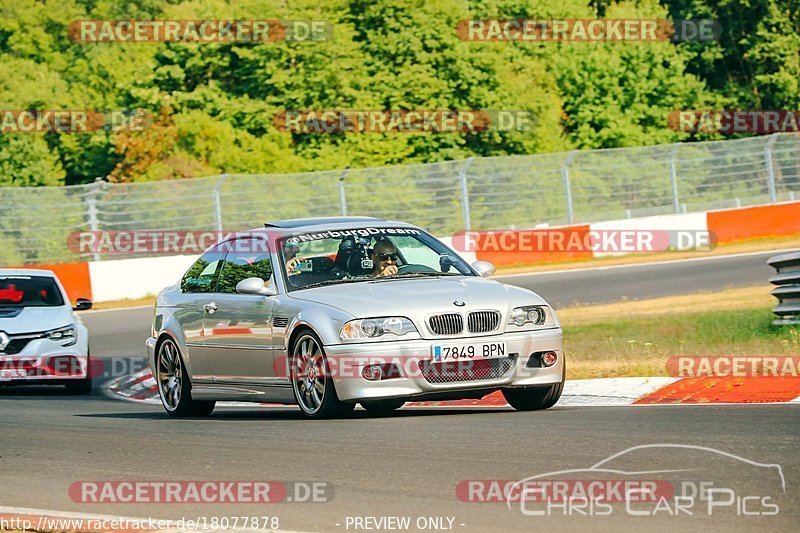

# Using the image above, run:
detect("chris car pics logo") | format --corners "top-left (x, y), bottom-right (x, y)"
top-left (500, 444), bottom-right (785, 517)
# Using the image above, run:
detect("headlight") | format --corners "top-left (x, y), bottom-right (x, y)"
top-left (46, 325), bottom-right (77, 346)
top-left (340, 317), bottom-right (418, 340)
top-left (507, 305), bottom-right (557, 330)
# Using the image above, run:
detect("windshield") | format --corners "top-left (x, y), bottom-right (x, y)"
top-left (279, 227), bottom-right (474, 291)
top-left (0, 275), bottom-right (65, 308)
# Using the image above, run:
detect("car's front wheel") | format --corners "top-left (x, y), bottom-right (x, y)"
top-left (65, 350), bottom-right (92, 395)
top-left (502, 380), bottom-right (564, 411)
top-left (156, 337), bottom-right (215, 417)
top-left (361, 398), bottom-right (405, 416)
top-left (65, 376), bottom-right (92, 395)
top-left (291, 331), bottom-right (354, 419)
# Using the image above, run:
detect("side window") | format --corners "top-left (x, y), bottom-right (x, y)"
top-left (216, 239), bottom-right (273, 294)
top-left (181, 243), bottom-right (229, 293)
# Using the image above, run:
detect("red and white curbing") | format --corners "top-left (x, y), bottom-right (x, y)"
top-left (106, 369), bottom-right (800, 408)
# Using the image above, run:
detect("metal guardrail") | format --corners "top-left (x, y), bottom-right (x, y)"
top-left (768, 251), bottom-right (800, 325)
top-left (1, 133), bottom-right (799, 266)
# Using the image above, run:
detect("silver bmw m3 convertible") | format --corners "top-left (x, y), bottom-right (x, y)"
top-left (146, 217), bottom-right (564, 418)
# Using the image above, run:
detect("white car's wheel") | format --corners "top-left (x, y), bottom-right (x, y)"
top-left (65, 349), bottom-right (93, 395)
top-left (291, 331), bottom-right (354, 419)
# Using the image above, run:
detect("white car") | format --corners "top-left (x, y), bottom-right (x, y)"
top-left (0, 269), bottom-right (93, 394)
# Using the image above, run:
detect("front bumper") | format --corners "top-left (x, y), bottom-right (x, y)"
top-left (326, 328), bottom-right (564, 402)
top-left (145, 336), bottom-right (157, 369)
top-left (0, 337), bottom-right (89, 383)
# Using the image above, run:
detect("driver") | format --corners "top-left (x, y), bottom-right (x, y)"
top-left (284, 242), bottom-right (302, 276)
top-left (370, 239), bottom-right (400, 277)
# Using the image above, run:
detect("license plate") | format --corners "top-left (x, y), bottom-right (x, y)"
top-left (430, 341), bottom-right (507, 363)
top-left (0, 369), bottom-right (26, 380)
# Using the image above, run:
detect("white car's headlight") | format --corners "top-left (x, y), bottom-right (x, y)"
top-left (507, 305), bottom-right (557, 330)
top-left (340, 317), bottom-right (418, 340)
top-left (45, 325), bottom-right (77, 346)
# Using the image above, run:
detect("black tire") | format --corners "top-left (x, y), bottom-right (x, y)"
top-left (156, 337), bottom-right (216, 418)
top-left (503, 362), bottom-right (567, 411)
top-left (502, 381), bottom-right (563, 411)
top-left (503, 363), bottom-right (565, 411)
top-left (65, 350), bottom-right (93, 395)
top-left (65, 376), bottom-right (92, 395)
top-left (291, 330), bottom-right (354, 419)
top-left (361, 398), bottom-right (405, 416)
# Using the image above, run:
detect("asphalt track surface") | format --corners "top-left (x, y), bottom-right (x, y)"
top-left (0, 396), bottom-right (797, 532)
top-left (1, 249), bottom-right (797, 533)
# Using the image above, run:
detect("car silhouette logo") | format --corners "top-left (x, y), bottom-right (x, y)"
top-left (0, 331), bottom-right (8, 351)
top-left (453, 300), bottom-right (465, 307)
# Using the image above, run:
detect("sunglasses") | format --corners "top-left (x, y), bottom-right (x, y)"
top-left (375, 253), bottom-right (399, 261)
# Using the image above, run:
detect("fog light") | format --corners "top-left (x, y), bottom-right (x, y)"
top-left (362, 365), bottom-right (383, 381)
top-left (540, 351), bottom-right (558, 367)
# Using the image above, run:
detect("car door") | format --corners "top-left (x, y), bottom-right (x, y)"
top-left (175, 242), bottom-right (229, 381)
top-left (202, 237), bottom-right (278, 384)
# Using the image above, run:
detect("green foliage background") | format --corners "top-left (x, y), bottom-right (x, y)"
top-left (1, 0), bottom-right (797, 187)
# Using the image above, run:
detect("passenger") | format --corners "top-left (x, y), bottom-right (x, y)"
top-left (370, 239), bottom-right (400, 277)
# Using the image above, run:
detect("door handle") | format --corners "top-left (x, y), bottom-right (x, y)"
top-left (203, 302), bottom-right (218, 314)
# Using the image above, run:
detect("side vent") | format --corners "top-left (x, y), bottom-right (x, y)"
top-left (272, 316), bottom-right (289, 328)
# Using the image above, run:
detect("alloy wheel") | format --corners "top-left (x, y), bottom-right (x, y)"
top-left (157, 339), bottom-right (183, 411)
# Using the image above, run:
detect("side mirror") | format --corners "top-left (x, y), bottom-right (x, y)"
top-left (236, 277), bottom-right (277, 296)
top-left (471, 261), bottom-right (496, 278)
top-left (73, 298), bottom-right (93, 311)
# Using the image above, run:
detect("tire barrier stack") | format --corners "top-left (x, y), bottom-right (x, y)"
top-left (768, 250), bottom-right (800, 325)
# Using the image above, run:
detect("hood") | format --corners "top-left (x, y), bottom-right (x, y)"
top-left (0, 305), bottom-right (75, 335)
top-left (288, 276), bottom-right (547, 319)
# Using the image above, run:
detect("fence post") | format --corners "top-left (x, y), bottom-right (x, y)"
top-left (86, 177), bottom-right (103, 261)
top-left (764, 133), bottom-right (780, 203)
top-left (338, 166), bottom-right (350, 216)
top-left (85, 178), bottom-right (103, 262)
top-left (459, 158), bottom-right (474, 230)
top-left (561, 151), bottom-right (577, 225)
top-left (669, 142), bottom-right (682, 214)
top-left (213, 174), bottom-right (228, 234)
